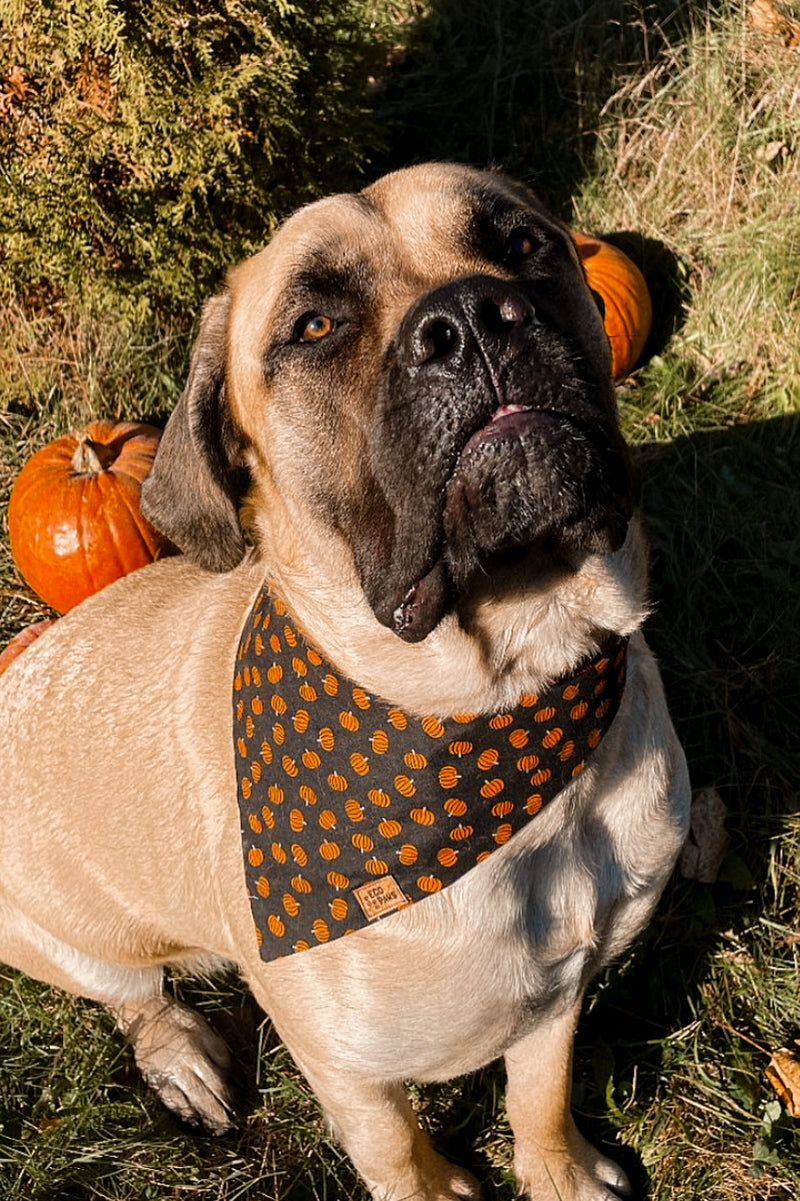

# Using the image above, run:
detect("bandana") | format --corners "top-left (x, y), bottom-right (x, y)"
top-left (234, 586), bottom-right (628, 960)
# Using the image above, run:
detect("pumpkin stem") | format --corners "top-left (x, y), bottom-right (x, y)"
top-left (71, 432), bottom-right (116, 475)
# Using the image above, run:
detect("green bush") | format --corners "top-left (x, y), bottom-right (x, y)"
top-left (0, 0), bottom-right (386, 317)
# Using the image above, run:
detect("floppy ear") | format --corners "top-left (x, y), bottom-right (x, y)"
top-left (140, 293), bottom-right (248, 572)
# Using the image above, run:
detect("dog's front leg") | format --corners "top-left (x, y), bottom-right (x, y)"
top-left (285, 1050), bottom-right (481, 1201)
top-left (505, 1001), bottom-right (631, 1201)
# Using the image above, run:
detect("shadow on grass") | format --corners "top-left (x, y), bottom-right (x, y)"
top-left (641, 412), bottom-right (798, 812)
top-left (572, 411), bottom-right (800, 1195)
top-left (370, 0), bottom-right (717, 213)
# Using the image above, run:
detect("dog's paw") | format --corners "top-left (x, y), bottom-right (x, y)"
top-left (515, 1144), bottom-right (633, 1201)
top-left (115, 996), bottom-right (238, 1134)
top-left (366, 1155), bottom-right (482, 1201)
top-left (370, 1165), bottom-right (482, 1201)
top-left (439, 1163), bottom-right (484, 1200)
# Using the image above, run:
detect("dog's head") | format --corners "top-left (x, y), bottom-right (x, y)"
top-left (142, 164), bottom-right (636, 644)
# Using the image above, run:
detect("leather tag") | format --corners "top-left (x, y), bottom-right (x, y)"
top-left (352, 875), bottom-right (410, 920)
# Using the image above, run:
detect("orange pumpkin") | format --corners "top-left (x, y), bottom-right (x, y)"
top-left (8, 420), bottom-right (173, 613)
top-left (0, 618), bottom-right (57, 677)
top-left (571, 231), bottom-right (652, 380)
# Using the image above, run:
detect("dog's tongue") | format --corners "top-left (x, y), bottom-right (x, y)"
top-left (391, 560), bottom-right (449, 643)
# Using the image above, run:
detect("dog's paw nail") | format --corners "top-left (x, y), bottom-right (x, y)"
top-left (600, 1163), bottom-right (634, 1199)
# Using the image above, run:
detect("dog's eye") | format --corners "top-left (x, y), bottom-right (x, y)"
top-left (297, 313), bottom-right (336, 343)
top-left (506, 228), bottom-right (538, 259)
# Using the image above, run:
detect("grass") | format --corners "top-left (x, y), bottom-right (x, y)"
top-left (1, 1), bottom-right (799, 1197)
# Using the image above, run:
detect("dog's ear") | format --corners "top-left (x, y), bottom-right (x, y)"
top-left (140, 293), bottom-right (248, 572)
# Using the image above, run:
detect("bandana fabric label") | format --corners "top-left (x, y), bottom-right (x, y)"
top-left (234, 587), bottom-right (628, 960)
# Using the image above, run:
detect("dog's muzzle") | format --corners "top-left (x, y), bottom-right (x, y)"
top-left (353, 274), bottom-right (635, 642)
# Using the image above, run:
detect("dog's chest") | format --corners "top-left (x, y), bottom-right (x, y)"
top-left (233, 587), bottom-right (628, 964)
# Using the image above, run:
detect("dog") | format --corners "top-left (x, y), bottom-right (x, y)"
top-left (0, 163), bottom-right (690, 1200)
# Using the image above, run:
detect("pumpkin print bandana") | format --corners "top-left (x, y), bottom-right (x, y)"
top-left (234, 587), bottom-right (628, 960)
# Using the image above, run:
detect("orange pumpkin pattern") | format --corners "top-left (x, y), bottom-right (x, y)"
top-left (236, 587), bottom-right (628, 960)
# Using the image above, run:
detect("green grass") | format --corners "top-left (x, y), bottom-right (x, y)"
top-left (1, 1), bottom-right (799, 1198)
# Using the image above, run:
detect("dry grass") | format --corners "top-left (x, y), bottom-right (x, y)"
top-left (574, 4), bottom-right (800, 422)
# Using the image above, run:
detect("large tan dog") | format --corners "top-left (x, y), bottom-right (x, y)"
top-left (0, 164), bottom-right (689, 1200)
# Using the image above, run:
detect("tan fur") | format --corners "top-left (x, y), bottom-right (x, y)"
top-left (0, 164), bottom-right (689, 1200)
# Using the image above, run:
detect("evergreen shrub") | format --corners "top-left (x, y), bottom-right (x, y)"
top-left (0, 0), bottom-right (387, 317)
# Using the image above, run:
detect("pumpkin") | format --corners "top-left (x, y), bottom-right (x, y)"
top-left (571, 230), bottom-right (653, 380)
top-left (8, 420), bottom-right (173, 613)
top-left (0, 618), bottom-right (57, 678)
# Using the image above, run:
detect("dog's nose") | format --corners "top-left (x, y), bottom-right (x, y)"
top-left (403, 276), bottom-right (534, 368)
